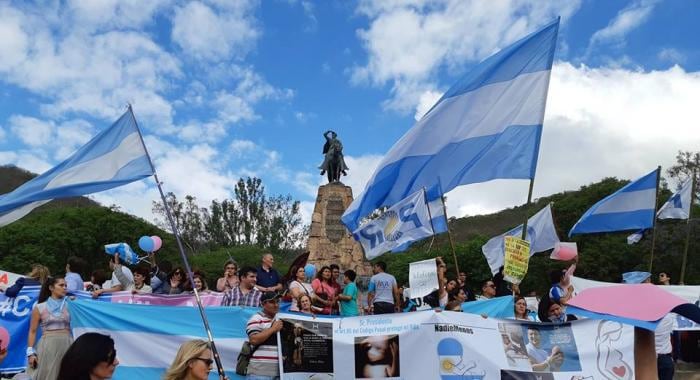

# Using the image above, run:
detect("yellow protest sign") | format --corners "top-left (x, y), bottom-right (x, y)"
top-left (503, 236), bottom-right (531, 284)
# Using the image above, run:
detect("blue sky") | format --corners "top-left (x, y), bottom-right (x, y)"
top-left (1, 0), bottom-right (699, 225)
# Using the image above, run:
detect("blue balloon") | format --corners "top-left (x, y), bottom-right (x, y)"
top-left (304, 264), bottom-right (316, 280)
top-left (138, 236), bottom-right (154, 252)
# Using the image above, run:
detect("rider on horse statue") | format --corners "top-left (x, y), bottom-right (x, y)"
top-left (319, 130), bottom-right (348, 182)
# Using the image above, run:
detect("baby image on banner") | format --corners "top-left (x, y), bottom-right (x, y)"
top-left (522, 323), bottom-right (582, 372)
top-left (279, 317), bottom-right (334, 379)
top-left (354, 335), bottom-right (400, 379)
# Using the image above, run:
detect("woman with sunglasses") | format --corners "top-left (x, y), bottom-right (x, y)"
top-left (164, 339), bottom-right (216, 380)
top-left (57, 332), bottom-right (118, 380)
top-left (27, 276), bottom-right (72, 380)
top-left (156, 267), bottom-right (185, 295)
top-left (216, 260), bottom-right (239, 292)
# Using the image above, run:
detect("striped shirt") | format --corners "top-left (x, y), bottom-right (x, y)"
top-left (246, 312), bottom-right (279, 377)
top-left (221, 286), bottom-right (261, 307)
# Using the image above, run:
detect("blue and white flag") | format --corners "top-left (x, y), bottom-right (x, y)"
top-left (569, 169), bottom-right (658, 237)
top-left (658, 179), bottom-right (693, 219)
top-left (68, 299), bottom-right (256, 379)
top-left (342, 19), bottom-right (560, 232)
top-left (0, 109), bottom-right (153, 227)
top-left (481, 204), bottom-right (560, 275)
top-left (353, 189), bottom-right (435, 259)
top-left (390, 197), bottom-right (448, 253)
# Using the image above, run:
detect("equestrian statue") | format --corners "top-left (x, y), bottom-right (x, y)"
top-left (319, 130), bottom-right (348, 183)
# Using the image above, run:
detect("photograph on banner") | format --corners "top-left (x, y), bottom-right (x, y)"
top-left (354, 335), bottom-right (400, 379)
top-left (519, 323), bottom-right (582, 372)
top-left (279, 317), bottom-right (334, 378)
top-left (408, 258), bottom-right (438, 299)
top-left (503, 236), bottom-right (531, 284)
top-left (498, 323), bottom-right (531, 370)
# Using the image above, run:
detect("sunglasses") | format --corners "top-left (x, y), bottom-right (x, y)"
top-left (193, 357), bottom-right (214, 366)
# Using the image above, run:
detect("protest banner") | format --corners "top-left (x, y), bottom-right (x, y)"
top-left (0, 269), bottom-right (23, 289)
top-left (408, 258), bottom-right (438, 299)
top-left (278, 310), bottom-right (635, 379)
top-left (0, 285), bottom-right (40, 373)
top-left (503, 236), bottom-right (531, 284)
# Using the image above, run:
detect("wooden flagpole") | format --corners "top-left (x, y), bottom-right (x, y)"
top-left (647, 166), bottom-right (662, 273)
top-left (679, 170), bottom-right (696, 284)
top-left (440, 196), bottom-right (461, 275)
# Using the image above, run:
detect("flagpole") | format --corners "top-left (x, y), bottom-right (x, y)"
top-left (679, 170), bottom-right (696, 284)
top-left (520, 179), bottom-right (536, 240)
top-left (440, 196), bottom-right (461, 275)
top-left (127, 105), bottom-right (227, 378)
top-left (647, 166), bottom-right (662, 273)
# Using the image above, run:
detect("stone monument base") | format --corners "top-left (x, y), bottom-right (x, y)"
top-left (306, 182), bottom-right (372, 276)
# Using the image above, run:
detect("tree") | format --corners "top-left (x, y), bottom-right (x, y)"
top-left (667, 150), bottom-right (699, 194)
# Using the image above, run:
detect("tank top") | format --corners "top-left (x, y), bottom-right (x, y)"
top-left (35, 299), bottom-right (71, 331)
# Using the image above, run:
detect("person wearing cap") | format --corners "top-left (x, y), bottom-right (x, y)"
top-left (245, 291), bottom-right (283, 379)
top-left (622, 271), bottom-right (652, 284)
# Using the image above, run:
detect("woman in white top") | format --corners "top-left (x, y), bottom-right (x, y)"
top-left (288, 265), bottom-right (316, 312)
top-left (132, 266), bottom-right (153, 294)
top-left (27, 276), bottom-right (72, 380)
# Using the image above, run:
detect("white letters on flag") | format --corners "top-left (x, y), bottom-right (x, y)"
top-left (482, 204), bottom-right (559, 275)
top-left (342, 19), bottom-right (560, 232)
top-left (0, 109), bottom-right (153, 227)
top-left (569, 169), bottom-right (658, 236)
top-left (352, 189), bottom-right (434, 260)
top-left (408, 259), bottom-right (438, 299)
top-left (658, 179), bottom-right (692, 219)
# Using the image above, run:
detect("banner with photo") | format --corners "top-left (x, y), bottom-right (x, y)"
top-left (277, 310), bottom-right (636, 379)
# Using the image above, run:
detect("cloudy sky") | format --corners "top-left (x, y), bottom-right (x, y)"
top-left (1, 0), bottom-right (699, 226)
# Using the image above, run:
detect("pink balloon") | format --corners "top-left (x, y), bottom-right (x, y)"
top-left (151, 236), bottom-right (162, 252)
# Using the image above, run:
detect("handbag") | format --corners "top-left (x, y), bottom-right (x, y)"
top-left (235, 341), bottom-right (257, 376)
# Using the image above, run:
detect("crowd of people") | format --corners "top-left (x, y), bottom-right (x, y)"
top-left (0, 250), bottom-right (685, 380)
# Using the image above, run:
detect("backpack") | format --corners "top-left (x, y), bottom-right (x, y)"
top-left (235, 341), bottom-right (257, 376)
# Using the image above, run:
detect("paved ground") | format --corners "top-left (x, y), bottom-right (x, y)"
top-left (677, 361), bottom-right (700, 379)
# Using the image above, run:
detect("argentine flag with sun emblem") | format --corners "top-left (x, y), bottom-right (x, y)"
top-left (352, 189), bottom-right (434, 259)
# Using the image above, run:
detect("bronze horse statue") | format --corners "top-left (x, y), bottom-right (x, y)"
top-left (319, 130), bottom-right (348, 183)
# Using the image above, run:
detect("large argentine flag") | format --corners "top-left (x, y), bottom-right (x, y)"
top-left (0, 109), bottom-right (153, 227)
top-left (569, 169), bottom-right (658, 237)
top-left (68, 300), bottom-right (256, 379)
top-left (342, 19), bottom-right (560, 231)
top-left (481, 204), bottom-right (560, 274)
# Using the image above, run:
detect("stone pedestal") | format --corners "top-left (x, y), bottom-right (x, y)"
top-left (306, 183), bottom-right (372, 276)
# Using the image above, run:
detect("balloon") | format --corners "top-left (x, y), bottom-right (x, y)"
top-left (151, 236), bottom-right (162, 251)
top-left (550, 242), bottom-right (578, 261)
top-left (138, 236), bottom-right (155, 252)
top-left (304, 264), bottom-right (316, 280)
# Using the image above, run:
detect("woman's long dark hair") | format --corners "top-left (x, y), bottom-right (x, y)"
top-left (316, 266), bottom-right (332, 284)
top-left (38, 276), bottom-right (64, 303)
top-left (57, 333), bottom-right (115, 380)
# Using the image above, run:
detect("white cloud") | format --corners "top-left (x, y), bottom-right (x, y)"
top-left (9, 116), bottom-right (54, 147)
top-left (351, 0), bottom-right (581, 113)
top-left (230, 139), bottom-right (258, 156)
top-left (588, 0), bottom-right (659, 49)
top-left (65, 0), bottom-right (167, 31)
top-left (0, 5), bottom-right (29, 71)
top-left (657, 48), bottom-right (686, 64)
top-left (171, 0), bottom-right (259, 61)
top-left (414, 90), bottom-right (442, 121)
top-left (0, 151), bottom-right (53, 174)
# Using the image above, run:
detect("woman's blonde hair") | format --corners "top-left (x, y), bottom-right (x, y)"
top-left (163, 339), bottom-right (211, 380)
top-left (27, 264), bottom-right (50, 284)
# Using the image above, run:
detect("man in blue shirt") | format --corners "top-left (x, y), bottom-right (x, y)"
top-left (338, 269), bottom-right (359, 316)
top-left (256, 253), bottom-right (282, 292)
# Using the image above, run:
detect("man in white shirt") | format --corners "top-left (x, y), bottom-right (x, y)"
top-left (91, 253), bottom-right (134, 298)
top-left (525, 327), bottom-right (563, 372)
top-left (64, 256), bottom-right (85, 292)
top-left (655, 313), bottom-right (676, 380)
top-left (368, 261), bottom-right (400, 314)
